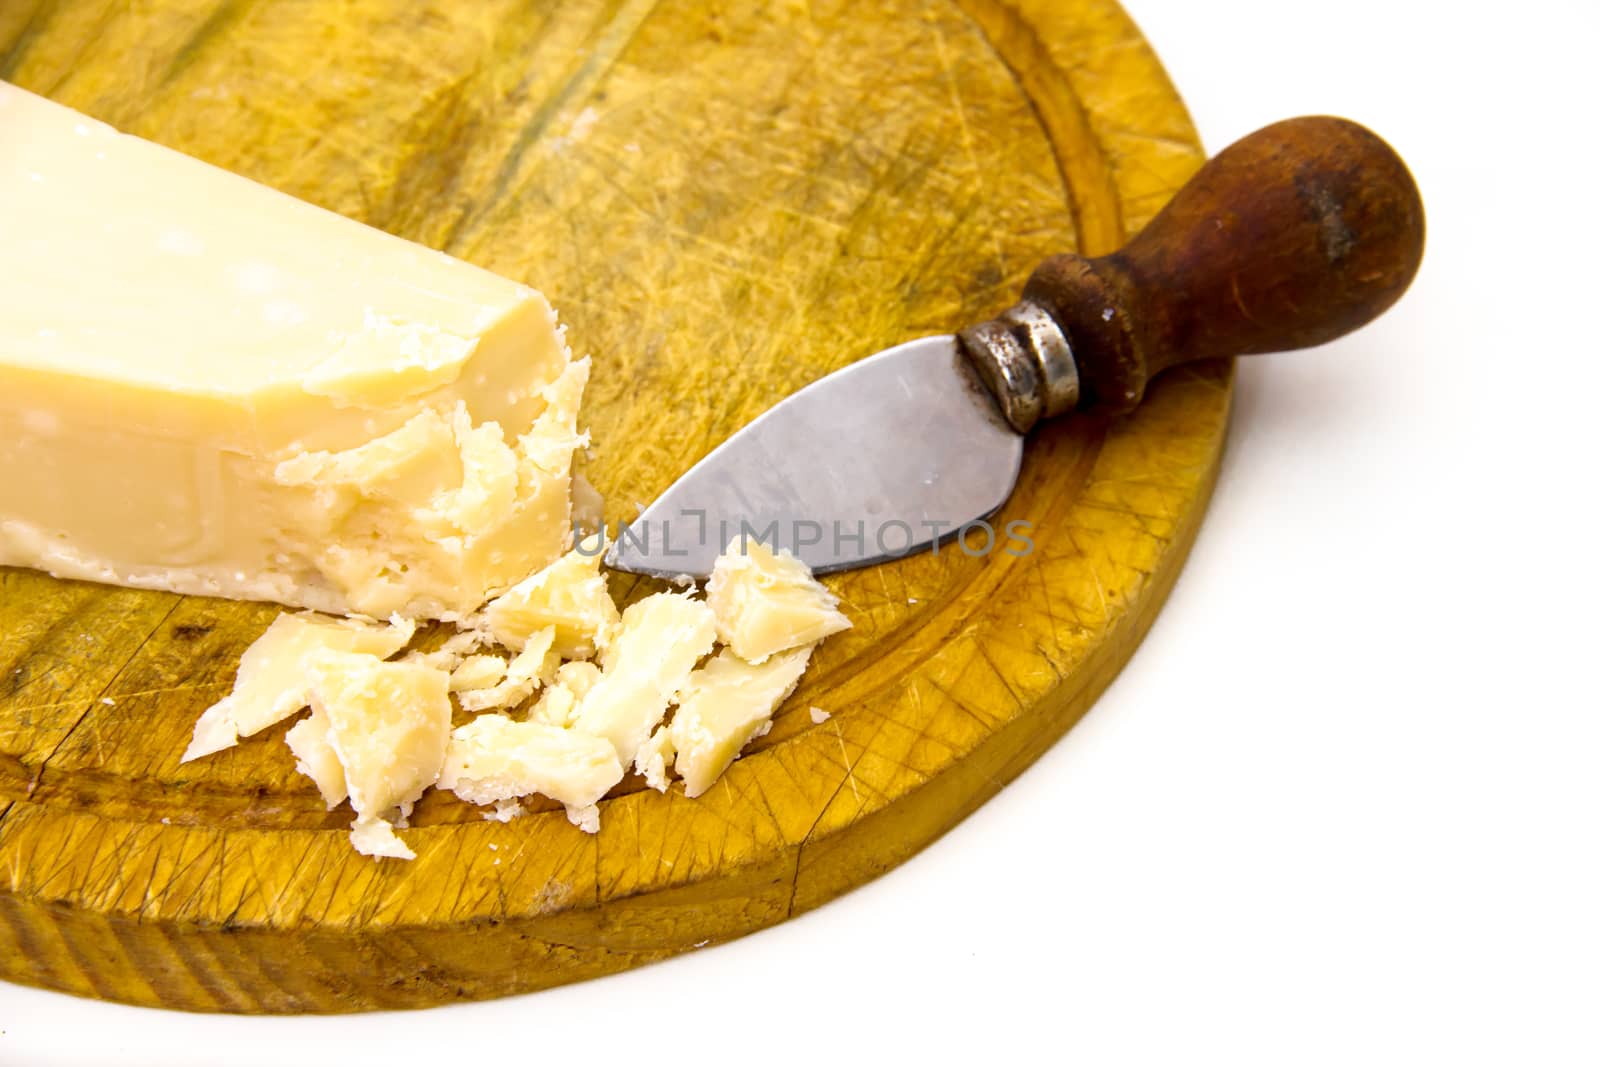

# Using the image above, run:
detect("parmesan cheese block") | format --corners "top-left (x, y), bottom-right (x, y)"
top-left (305, 650), bottom-right (452, 860)
top-left (668, 647), bottom-right (812, 797)
top-left (182, 611), bottom-right (415, 761)
top-left (437, 715), bottom-right (622, 818)
top-left (573, 592), bottom-right (716, 768)
top-left (0, 83), bottom-right (585, 619)
top-left (706, 540), bottom-right (851, 663)
top-left (483, 547), bottom-right (619, 658)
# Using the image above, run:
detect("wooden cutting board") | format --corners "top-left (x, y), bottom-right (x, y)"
top-left (0, 0), bottom-right (1226, 1012)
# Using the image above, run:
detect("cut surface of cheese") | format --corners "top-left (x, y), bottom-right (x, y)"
top-left (305, 650), bottom-right (452, 859)
top-left (0, 83), bottom-right (584, 619)
top-left (437, 715), bottom-right (622, 816)
top-left (573, 592), bottom-right (716, 768)
top-left (706, 539), bottom-right (851, 663)
top-left (669, 647), bottom-right (812, 797)
top-left (182, 611), bottom-right (414, 761)
top-left (284, 706), bottom-right (346, 809)
top-left (483, 547), bottom-right (619, 658)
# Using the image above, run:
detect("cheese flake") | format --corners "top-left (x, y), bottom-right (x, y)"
top-left (706, 539), bottom-right (850, 663)
top-left (182, 611), bottom-right (414, 761)
top-left (456, 627), bottom-right (557, 712)
top-left (438, 714), bottom-right (623, 820)
top-left (483, 547), bottom-right (619, 658)
top-left (572, 591), bottom-right (716, 768)
top-left (305, 649), bottom-right (452, 860)
top-left (669, 647), bottom-right (812, 797)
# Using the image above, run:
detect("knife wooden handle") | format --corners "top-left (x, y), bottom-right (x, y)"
top-left (960, 116), bottom-right (1425, 425)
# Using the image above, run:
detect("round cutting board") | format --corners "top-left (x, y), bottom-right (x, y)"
top-left (0, 0), bottom-right (1226, 1012)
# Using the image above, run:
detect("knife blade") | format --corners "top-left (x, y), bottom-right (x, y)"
top-left (606, 335), bottom-right (1023, 579)
top-left (605, 116), bottom-right (1425, 579)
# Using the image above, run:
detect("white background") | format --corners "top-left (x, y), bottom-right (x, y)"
top-left (4, 0), bottom-right (1598, 1063)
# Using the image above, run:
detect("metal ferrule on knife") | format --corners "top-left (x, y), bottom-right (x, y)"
top-left (957, 301), bottom-right (1082, 434)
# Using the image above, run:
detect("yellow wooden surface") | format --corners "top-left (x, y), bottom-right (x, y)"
top-left (0, 0), bottom-right (1224, 1012)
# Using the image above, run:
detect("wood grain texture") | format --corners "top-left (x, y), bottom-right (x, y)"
top-left (0, 0), bottom-right (1223, 1011)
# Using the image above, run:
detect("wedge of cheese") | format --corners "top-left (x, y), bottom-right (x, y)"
top-left (183, 611), bottom-right (415, 761)
top-left (668, 647), bottom-right (812, 797)
top-left (706, 540), bottom-right (851, 663)
top-left (573, 592), bottom-right (716, 768)
top-left (305, 650), bottom-right (453, 860)
top-left (0, 83), bottom-right (584, 619)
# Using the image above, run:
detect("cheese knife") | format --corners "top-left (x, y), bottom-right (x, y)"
top-left (605, 116), bottom-right (1425, 579)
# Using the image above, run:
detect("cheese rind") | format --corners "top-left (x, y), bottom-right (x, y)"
top-left (182, 611), bottom-right (414, 761)
top-left (669, 647), bottom-right (812, 797)
top-left (706, 540), bottom-right (851, 663)
top-left (573, 592), bottom-right (716, 768)
top-left (0, 83), bottom-right (583, 618)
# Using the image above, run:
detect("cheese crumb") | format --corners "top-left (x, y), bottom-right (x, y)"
top-left (635, 725), bottom-right (676, 793)
top-left (554, 659), bottom-right (601, 699)
top-left (527, 682), bottom-right (580, 728)
top-left (566, 804), bottom-right (601, 834)
top-left (809, 706), bottom-right (831, 724)
top-left (485, 799), bottom-right (525, 822)
top-left (405, 627), bottom-right (493, 672)
top-left (456, 627), bottom-right (557, 712)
